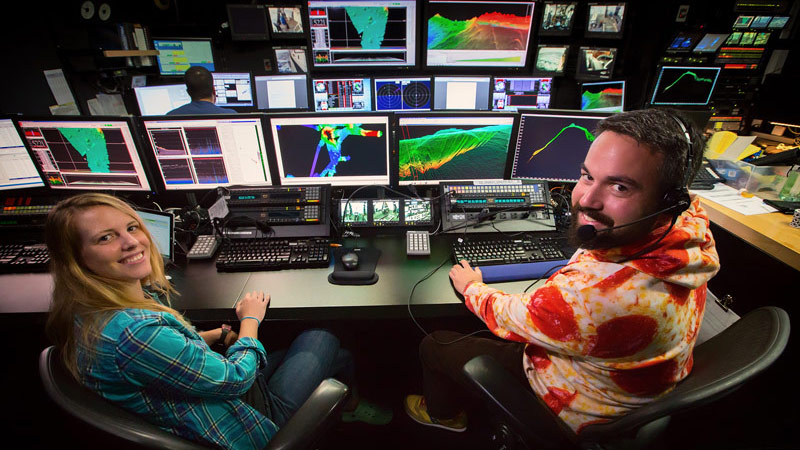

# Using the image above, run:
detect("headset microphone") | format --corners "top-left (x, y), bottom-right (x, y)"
top-left (575, 200), bottom-right (687, 242)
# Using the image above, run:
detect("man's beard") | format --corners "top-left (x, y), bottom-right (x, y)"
top-left (567, 205), bottom-right (660, 250)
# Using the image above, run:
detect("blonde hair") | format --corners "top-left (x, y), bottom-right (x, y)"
top-left (45, 193), bottom-right (187, 379)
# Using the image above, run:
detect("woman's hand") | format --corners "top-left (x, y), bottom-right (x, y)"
top-left (449, 260), bottom-right (483, 294)
top-left (236, 291), bottom-right (269, 323)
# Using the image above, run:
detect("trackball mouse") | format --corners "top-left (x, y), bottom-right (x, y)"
top-left (341, 252), bottom-right (359, 270)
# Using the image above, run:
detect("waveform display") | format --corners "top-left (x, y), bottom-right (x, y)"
top-left (581, 87), bottom-right (623, 112)
top-left (651, 67), bottom-right (720, 105)
top-left (428, 12), bottom-right (531, 51)
top-left (398, 124), bottom-right (511, 182)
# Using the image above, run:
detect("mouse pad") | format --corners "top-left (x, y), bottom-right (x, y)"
top-left (328, 247), bottom-right (381, 286)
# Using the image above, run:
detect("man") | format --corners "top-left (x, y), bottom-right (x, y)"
top-left (167, 66), bottom-right (236, 115)
top-left (404, 109), bottom-right (720, 444)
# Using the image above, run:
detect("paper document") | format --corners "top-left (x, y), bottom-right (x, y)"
top-left (44, 69), bottom-right (76, 105)
top-left (694, 183), bottom-right (777, 215)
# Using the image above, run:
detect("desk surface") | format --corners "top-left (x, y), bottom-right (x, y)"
top-left (699, 197), bottom-right (800, 271)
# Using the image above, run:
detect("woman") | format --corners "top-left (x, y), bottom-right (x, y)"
top-left (45, 193), bottom-right (388, 449)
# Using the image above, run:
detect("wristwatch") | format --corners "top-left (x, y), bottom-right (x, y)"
top-left (218, 324), bottom-right (232, 348)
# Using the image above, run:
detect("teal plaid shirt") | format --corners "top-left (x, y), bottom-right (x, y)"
top-left (76, 307), bottom-right (276, 449)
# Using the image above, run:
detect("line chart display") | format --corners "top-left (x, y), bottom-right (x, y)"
top-left (374, 78), bottom-right (432, 111)
top-left (650, 66), bottom-right (721, 106)
top-left (581, 80), bottom-right (625, 112)
top-left (511, 112), bottom-right (608, 182)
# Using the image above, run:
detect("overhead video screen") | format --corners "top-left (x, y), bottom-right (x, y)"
top-left (539, 2), bottom-right (577, 36)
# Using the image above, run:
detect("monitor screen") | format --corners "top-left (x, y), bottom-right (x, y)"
top-left (534, 45), bottom-right (569, 74)
top-left (396, 113), bottom-right (515, 186)
top-left (339, 198), bottom-right (433, 226)
top-left (650, 66), bottom-right (721, 106)
top-left (141, 115), bottom-right (272, 190)
top-left (212, 72), bottom-right (253, 107)
top-left (750, 15), bottom-right (772, 29)
top-left (254, 74), bottom-right (309, 110)
top-left (134, 84), bottom-right (191, 116)
top-left (137, 208), bottom-right (174, 261)
top-left (433, 76), bottom-right (491, 110)
top-left (581, 80), bottom-right (625, 113)
top-left (153, 38), bottom-right (215, 76)
top-left (269, 6), bottom-right (305, 35)
top-left (313, 78), bottom-right (372, 112)
top-left (585, 2), bottom-right (626, 38)
top-left (275, 47), bottom-right (309, 73)
top-left (227, 4), bottom-right (270, 41)
top-left (768, 16), bottom-right (789, 29)
top-left (733, 15), bottom-right (754, 28)
top-left (307, 0), bottom-right (417, 68)
top-left (539, 2), bottom-right (577, 36)
top-left (667, 32), bottom-right (701, 52)
top-left (269, 114), bottom-right (390, 186)
top-left (725, 32), bottom-right (742, 45)
top-left (510, 111), bottom-right (610, 182)
top-left (374, 78), bottom-right (432, 112)
top-left (426, 1), bottom-right (535, 68)
top-left (17, 118), bottom-right (151, 191)
top-left (492, 77), bottom-right (552, 111)
top-left (693, 34), bottom-right (729, 53)
top-left (576, 47), bottom-right (617, 80)
top-left (739, 31), bottom-right (757, 46)
top-left (0, 119), bottom-right (44, 190)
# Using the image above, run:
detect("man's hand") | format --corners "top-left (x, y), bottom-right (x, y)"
top-left (449, 260), bottom-right (483, 294)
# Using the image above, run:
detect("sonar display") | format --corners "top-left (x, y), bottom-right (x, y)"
top-left (375, 79), bottom-right (432, 111)
top-left (651, 66), bottom-right (720, 105)
top-left (398, 118), bottom-right (513, 184)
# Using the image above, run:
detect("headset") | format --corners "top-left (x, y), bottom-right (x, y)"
top-left (662, 112), bottom-right (694, 216)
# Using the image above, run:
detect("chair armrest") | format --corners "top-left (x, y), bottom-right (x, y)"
top-left (266, 378), bottom-right (350, 450)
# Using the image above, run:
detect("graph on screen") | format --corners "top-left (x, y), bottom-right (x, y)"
top-left (650, 66), bottom-right (721, 105)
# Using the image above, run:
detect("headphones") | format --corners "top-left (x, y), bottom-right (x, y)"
top-left (661, 113), bottom-right (694, 216)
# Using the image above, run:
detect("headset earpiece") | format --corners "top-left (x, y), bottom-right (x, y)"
top-left (662, 113), bottom-right (694, 216)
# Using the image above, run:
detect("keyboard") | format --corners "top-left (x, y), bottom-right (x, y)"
top-left (0, 243), bottom-right (50, 273)
top-left (690, 160), bottom-right (725, 190)
top-left (216, 237), bottom-right (331, 272)
top-left (452, 235), bottom-right (572, 282)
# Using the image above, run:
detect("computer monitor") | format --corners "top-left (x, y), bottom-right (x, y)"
top-left (153, 38), bottom-right (215, 76)
top-left (16, 117), bottom-right (152, 191)
top-left (307, 0), bottom-right (417, 68)
top-left (725, 32), bottom-right (743, 45)
top-left (137, 208), bottom-right (174, 262)
top-left (395, 112), bottom-right (517, 186)
top-left (667, 32), bottom-right (701, 53)
top-left (693, 34), bottom-right (729, 53)
top-left (576, 47), bottom-right (617, 80)
top-left (0, 119), bottom-right (44, 190)
top-left (768, 16), bottom-right (789, 29)
top-left (140, 114), bottom-right (272, 190)
top-left (534, 45), bottom-right (569, 74)
top-left (539, 2), bottom-right (577, 36)
top-left (510, 111), bottom-right (610, 183)
top-left (738, 31), bottom-right (757, 46)
top-left (650, 66), bottom-right (721, 106)
top-left (750, 15), bottom-right (772, 29)
top-left (733, 15), bottom-right (754, 28)
top-left (312, 78), bottom-right (372, 112)
top-left (211, 72), bottom-right (253, 107)
top-left (268, 113), bottom-right (390, 186)
top-left (134, 84), bottom-right (191, 116)
top-left (585, 2), bottom-right (626, 39)
top-left (254, 74), bottom-right (310, 110)
top-left (491, 77), bottom-right (552, 111)
top-left (227, 4), bottom-right (270, 41)
top-left (374, 78), bottom-right (432, 112)
top-left (581, 80), bottom-right (625, 112)
top-left (433, 76), bottom-right (491, 110)
top-left (425, 1), bottom-right (536, 68)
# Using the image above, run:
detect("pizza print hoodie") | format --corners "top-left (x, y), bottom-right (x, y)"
top-left (460, 196), bottom-right (720, 433)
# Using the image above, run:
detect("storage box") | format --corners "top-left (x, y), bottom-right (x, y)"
top-left (708, 159), bottom-right (790, 197)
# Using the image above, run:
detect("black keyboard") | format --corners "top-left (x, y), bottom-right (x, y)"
top-left (0, 243), bottom-right (50, 273)
top-left (690, 160), bottom-right (725, 190)
top-left (453, 235), bottom-right (568, 266)
top-left (216, 237), bottom-right (331, 272)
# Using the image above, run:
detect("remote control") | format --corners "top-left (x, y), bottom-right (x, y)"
top-left (187, 235), bottom-right (220, 259)
top-left (407, 230), bottom-right (431, 256)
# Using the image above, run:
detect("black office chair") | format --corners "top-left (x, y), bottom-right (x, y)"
top-left (463, 306), bottom-right (790, 450)
top-left (39, 346), bottom-right (350, 450)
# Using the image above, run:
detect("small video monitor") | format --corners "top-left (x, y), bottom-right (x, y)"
top-left (395, 112), bottom-right (516, 185)
top-left (268, 113), bottom-right (390, 186)
top-left (581, 80), bottom-right (625, 113)
top-left (534, 45), bottom-right (569, 74)
top-left (254, 74), bottom-right (309, 110)
top-left (340, 199), bottom-right (369, 225)
top-left (733, 15), bottom-right (754, 28)
top-left (585, 2), bottom-right (626, 39)
top-left (693, 34), bottom-right (729, 53)
top-left (739, 32), bottom-right (757, 46)
top-left (140, 114), bottom-right (272, 190)
top-left (433, 76), bottom-right (491, 110)
top-left (211, 72), bottom-right (253, 107)
top-left (339, 198), bottom-right (433, 226)
top-left (136, 208), bottom-right (174, 262)
top-left (754, 32), bottom-right (771, 46)
top-left (725, 32), bottom-right (742, 45)
top-left (134, 84), bottom-right (191, 116)
top-left (268, 6), bottom-right (304, 35)
top-left (576, 47), bottom-right (617, 80)
top-left (426, 1), bottom-right (536, 68)
top-left (510, 111), bottom-right (611, 182)
top-left (374, 78), bottom-right (432, 112)
top-left (539, 2), bottom-right (577, 36)
top-left (372, 199), bottom-right (401, 225)
top-left (404, 199), bottom-right (433, 225)
top-left (667, 32), bottom-right (701, 53)
top-left (768, 16), bottom-right (789, 29)
top-left (16, 117), bottom-right (152, 191)
top-left (275, 47), bottom-right (309, 73)
top-left (307, 0), bottom-right (417, 68)
top-left (0, 119), bottom-right (44, 190)
top-left (492, 77), bottom-right (552, 111)
top-left (227, 4), bottom-right (270, 41)
top-left (153, 38), bottom-right (214, 76)
top-left (650, 66), bottom-right (721, 106)
top-left (750, 16), bottom-right (772, 29)
top-left (312, 78), bottom-right (372, 112)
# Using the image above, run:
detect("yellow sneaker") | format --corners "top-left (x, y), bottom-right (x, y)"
top-left (404, 395), bottom-right (467, 432)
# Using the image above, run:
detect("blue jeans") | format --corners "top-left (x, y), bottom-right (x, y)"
top-left (253, 328), bottom-right (354, 427)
